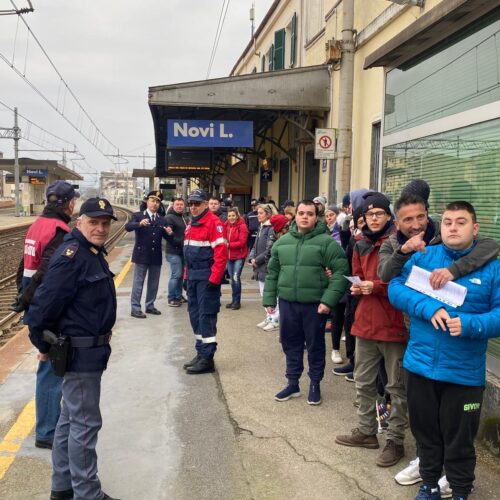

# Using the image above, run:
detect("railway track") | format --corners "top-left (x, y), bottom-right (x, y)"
top-left (0, 206), bottom-right (133, 347)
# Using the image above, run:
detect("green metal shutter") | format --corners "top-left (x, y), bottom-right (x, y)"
top-left (268, 44), bottom-right (274, 71)
top-left (274, 29), bottom-right (285, 70)
top-left (290, 13), bottom-right (297, 67)
top-left (261, 55), bottom-right (266, 72)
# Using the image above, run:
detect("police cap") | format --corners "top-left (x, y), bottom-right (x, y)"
top-left (146, 190), bottom-right (163, 201)
top-left (80, 198), bottom-right (117, 220)
top-left (46, 180), bottom-right (80, 205)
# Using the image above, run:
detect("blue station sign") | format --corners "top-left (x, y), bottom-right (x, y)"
top-left (25, 168), bottom-right (48, 178)
top-left (167, 119), bottom-right (253, 148)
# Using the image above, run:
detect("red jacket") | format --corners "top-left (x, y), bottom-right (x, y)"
top-left (184, 209), bottom-right (228, 284)
top-left (351, 225), bottom-right (408, 343)
top-left (226, 217), bottom-right (249, 260)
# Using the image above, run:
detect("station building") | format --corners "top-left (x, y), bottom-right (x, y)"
top-left (148, 0), bottom-right (500, 446)
top-left (0, 158), bottom-right (83, 215)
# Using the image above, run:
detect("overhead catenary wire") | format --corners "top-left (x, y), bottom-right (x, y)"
top-left (206, 0), bottom-right (231, 79)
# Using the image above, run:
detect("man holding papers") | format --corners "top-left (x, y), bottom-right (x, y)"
top-left (389, 201), bottom-right (500, 500)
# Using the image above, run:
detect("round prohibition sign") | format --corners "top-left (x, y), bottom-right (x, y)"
top-left (318, 135), bottom-right (333, 149)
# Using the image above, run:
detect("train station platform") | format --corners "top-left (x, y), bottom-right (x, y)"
top-left (0, 230), bottom-right (499, 499)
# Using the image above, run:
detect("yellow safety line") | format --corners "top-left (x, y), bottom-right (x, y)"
top-left (0, 258), bottom-right (132, 481)
top-left (0, 400), bottom-right (35, 480)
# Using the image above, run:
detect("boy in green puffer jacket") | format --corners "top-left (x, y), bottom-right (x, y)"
top-left (263, 200), bottom-right (349, 405)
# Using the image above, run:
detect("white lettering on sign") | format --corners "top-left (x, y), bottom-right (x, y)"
top-left (172, 122), bottom-right (234, 140)
top-left (219, 123), bottom-right (233, 138)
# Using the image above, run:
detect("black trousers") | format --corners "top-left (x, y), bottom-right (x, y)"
top-left (407, 371), bottom-right (484, 497)
top-left (330, 301), bottom-right (346, 351)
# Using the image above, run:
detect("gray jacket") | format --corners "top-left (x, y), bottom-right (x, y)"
top-left (249, 223), bottom-right (275, 282)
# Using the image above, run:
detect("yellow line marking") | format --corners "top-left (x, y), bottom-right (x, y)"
top-left (0, 400), bottom-right (35, 480)
top-left (0, 258), bottom-right (132, 481)
top-left (114, 257), bottom-right (132, 288)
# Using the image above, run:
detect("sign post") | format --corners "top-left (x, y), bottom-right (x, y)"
top-left (314, 128), bottom-right (336, 160)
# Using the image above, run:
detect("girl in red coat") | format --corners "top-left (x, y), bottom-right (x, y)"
top-left (225, 207), bottom-right (249, 309)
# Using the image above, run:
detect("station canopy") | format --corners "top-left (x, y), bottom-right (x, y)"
top-left (0, 158), bottom-right (83, 181)
top-left (148, 65), bottom-right (331, 180)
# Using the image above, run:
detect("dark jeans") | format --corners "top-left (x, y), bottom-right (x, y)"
top-left (227, 258), bottom-right (244, 304)
top-left (407, 371), bottom-right (484, 497)
top-left (279, 299), bottom-right (328, 384)
top-left (330, 302), bottom-right (346, 350)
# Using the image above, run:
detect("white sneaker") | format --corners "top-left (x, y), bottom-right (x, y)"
top-left (331, 350), bottom-right (343, 364)
top-left (438, 475), bottom-right (452, 499)
top-left (394, 457), bottom-right (421, 486)
top-left (263, 321), bottom-right (279, 331)
top-left (256, 319), bottom-right (270, 329)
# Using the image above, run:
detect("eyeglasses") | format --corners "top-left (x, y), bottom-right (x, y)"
top-left (188, 201), bottom-right (202, 207)
top-left (365, 210), bottom-right (387, 219)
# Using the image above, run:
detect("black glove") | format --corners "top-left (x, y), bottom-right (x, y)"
top-left (206, 281), bottom-right (220, 290)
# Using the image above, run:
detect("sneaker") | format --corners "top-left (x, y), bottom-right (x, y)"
top-left (263, 320), bottom-right (279, 331)
top-left (307, 383), bottom-right (321, 405)
top-left (341, 335), bottom-right (346, 341)
top-left (415, 484), bottom-right (441, 500)
top-left (256, 318), bottom-right (270, 329)
top-left (168, 299), bottom-right (181, 307)
top-left (345, 372), bottom-right (355, 382)
top-left (395, 457), bottom-right (421, 485)
top-left (332, 363), bottom-right (354, 376)
top-left (335, 428), bottom-right (379, 449)
top-left (275, 384), bottom-right (300, 401)
top-left (331, 349), bottom-right (343, 364)
top-left (376, 439), bottom-right (405, 467)
top-left (438, 476), bottom-right (452, 499)
top-left (180, 296), bottom-right (188, 303)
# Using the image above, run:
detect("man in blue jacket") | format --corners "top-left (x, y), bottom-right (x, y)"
top-left (126, 190), bottom-right (166, 318)
top-left (389, 201), bottom-right (500, 500)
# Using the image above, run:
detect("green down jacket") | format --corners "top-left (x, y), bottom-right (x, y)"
top-left (263, 220), bottom-right (349, 308)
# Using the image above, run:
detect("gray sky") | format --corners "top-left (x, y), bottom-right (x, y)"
top-left (0, 0), bottom-right (273, 188)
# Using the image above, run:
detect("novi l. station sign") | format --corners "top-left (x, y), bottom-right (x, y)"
top-left (167, 120), bottom-right (253, 148)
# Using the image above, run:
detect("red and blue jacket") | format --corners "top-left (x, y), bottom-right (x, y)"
top-left (184, 209), bottom-right (228, 284)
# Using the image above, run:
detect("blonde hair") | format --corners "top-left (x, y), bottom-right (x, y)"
top-left (284, 206), bottom-right (296, 218)
top-left (228, 207), bottom-right (240, 218)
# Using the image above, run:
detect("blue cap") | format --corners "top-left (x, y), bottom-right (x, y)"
top-left (187, 189), bottom-right (208, 202)
top-left (46, 180), bottom-right (80, 205)
top-left (79, 197), bottom-right (117, 220)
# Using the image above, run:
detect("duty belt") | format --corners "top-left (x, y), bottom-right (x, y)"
top-left (70, 332), bottom-right (112, 348)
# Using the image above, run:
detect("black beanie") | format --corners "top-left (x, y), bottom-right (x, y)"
top-left (402, 179), bottom-right (430, 204)
top-left (362, 191), bottom-right (391, 215)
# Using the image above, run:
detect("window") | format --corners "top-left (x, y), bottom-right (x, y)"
top-left (274, 29), bottom-right (285, 70)
top-left (285, 13), bottom-right (298, 68)
top-left (370, 121), bottom-right (381, 190)
top-left (278, 158), bottom-right (290, 207)
top-left (304, 151), bottom-right (319, 200)
top-left (306, 0), bottom-right (323, 44)
top-left (267, 44), bottom-right (274, 71)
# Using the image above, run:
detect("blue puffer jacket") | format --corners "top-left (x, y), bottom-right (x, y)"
top-left (388, 243), bottom-right (500, 387)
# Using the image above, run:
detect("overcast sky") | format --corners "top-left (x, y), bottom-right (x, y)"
top-left (0, 0), bottom-right (274, 188)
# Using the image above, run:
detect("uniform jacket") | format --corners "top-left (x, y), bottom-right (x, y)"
top-left (248, 222), bottom-right (275, 281)
top-left (28, 228), bottom-right (117, 372)
top-left (226, 217), bottom-right (249, 260)
top-left (19, 205), bottom-right (71, 306)
top-left (351, 223), bottom-right (408, 343)
top-left (378, 217), bottom-right (499, 282)
top-left (184, 209), bottom-right (228, 284)
top-left (164, 207), bottom-right (188, 256)
top-left (263, 221), bottom-right (349, 308)
top-left (388, 244), bottom-right (500, 386)
top-left (125, 210), bottom-right (166, 265)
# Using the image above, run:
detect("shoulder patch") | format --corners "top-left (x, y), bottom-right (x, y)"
top-left (216, 225), bottom-right (223, 233)
top-left (61, 243), bottom-right (79, 259)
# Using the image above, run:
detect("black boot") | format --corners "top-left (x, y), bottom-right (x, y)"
top-left (231, 303), bottom-right (241, 310)
top-left (183, 354), bottom-right (201, 369)
top-left (50, 489), bottom-right (73, 500)
top-left (185, 357), bottom-right (215, 374)
top-left (225, 302), bottom-right (234, 308)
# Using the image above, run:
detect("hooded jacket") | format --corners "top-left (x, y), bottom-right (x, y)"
top-left (263, 221), bottom-right (348, 307)
top-left (351, 223), bottom-right (408, 343)
top-left (226, 217), bottom-right (249, 260)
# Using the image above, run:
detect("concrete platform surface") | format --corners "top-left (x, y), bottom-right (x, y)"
top-left (0, 231), bottom-right (498, 499)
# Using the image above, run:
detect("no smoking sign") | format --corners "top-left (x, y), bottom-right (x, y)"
top-left (314, 128), bottom-right (336, 159)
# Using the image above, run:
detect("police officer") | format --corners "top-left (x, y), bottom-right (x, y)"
top-left (28, 198), bottom-right (118, 500)
top-left (183, 189), bottom-right (228, 374)
top-left (125, 190), bottom-right (166, 318)
top-left (11, 180), bottom-right (78, 450)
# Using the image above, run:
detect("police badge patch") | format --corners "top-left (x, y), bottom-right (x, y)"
top-left (216, 225), bottom-right (223, 233)
top-left (62, 243), bottom-right (78, 258)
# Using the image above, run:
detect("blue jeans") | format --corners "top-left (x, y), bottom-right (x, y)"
top-left (166, 253), bottom-right (184, 300)
top-left (131, 263), bottom-right (161, 313)
top-left (227, 258), bottom-right (244, 304)
top-left (36, 360), bottom-right (63, 442)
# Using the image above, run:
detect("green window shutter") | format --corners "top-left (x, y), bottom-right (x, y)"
top-left (290, 13), bottom-right (297, 67)
top-left (274, 29), bottom-right (285, 70)
top-left (268, 44), bottom-right (274, 71)
top-left (261, 55), bottom-right (266, 72)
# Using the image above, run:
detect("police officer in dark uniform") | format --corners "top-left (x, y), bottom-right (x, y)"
top-left (125, 190), bottom-right (166, 318)
top-left (28, 198), bottom-right (118, 500)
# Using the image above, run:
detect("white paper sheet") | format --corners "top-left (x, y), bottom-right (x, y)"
top-left (405, 265), bottom-right (467, 308)
top-left (344, 275), bottom-right (362, 285)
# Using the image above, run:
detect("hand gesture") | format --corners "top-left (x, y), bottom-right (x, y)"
top-left (446, 316), bottom-right (462, 336)
top-left (359, 281), bottom-right (374, 295)
top-left (164, 226), bottom-right (173, 235)
top-left (429, 268), bottom-right (453, 290)
top-left (140, 218), bottom-right (150, 227)
top-left (431, 308), bottom-right (451, 331)
top-left (401, 231), bottom-right (426, 254)
top-left (351, 284), bottom-right (362, 296)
